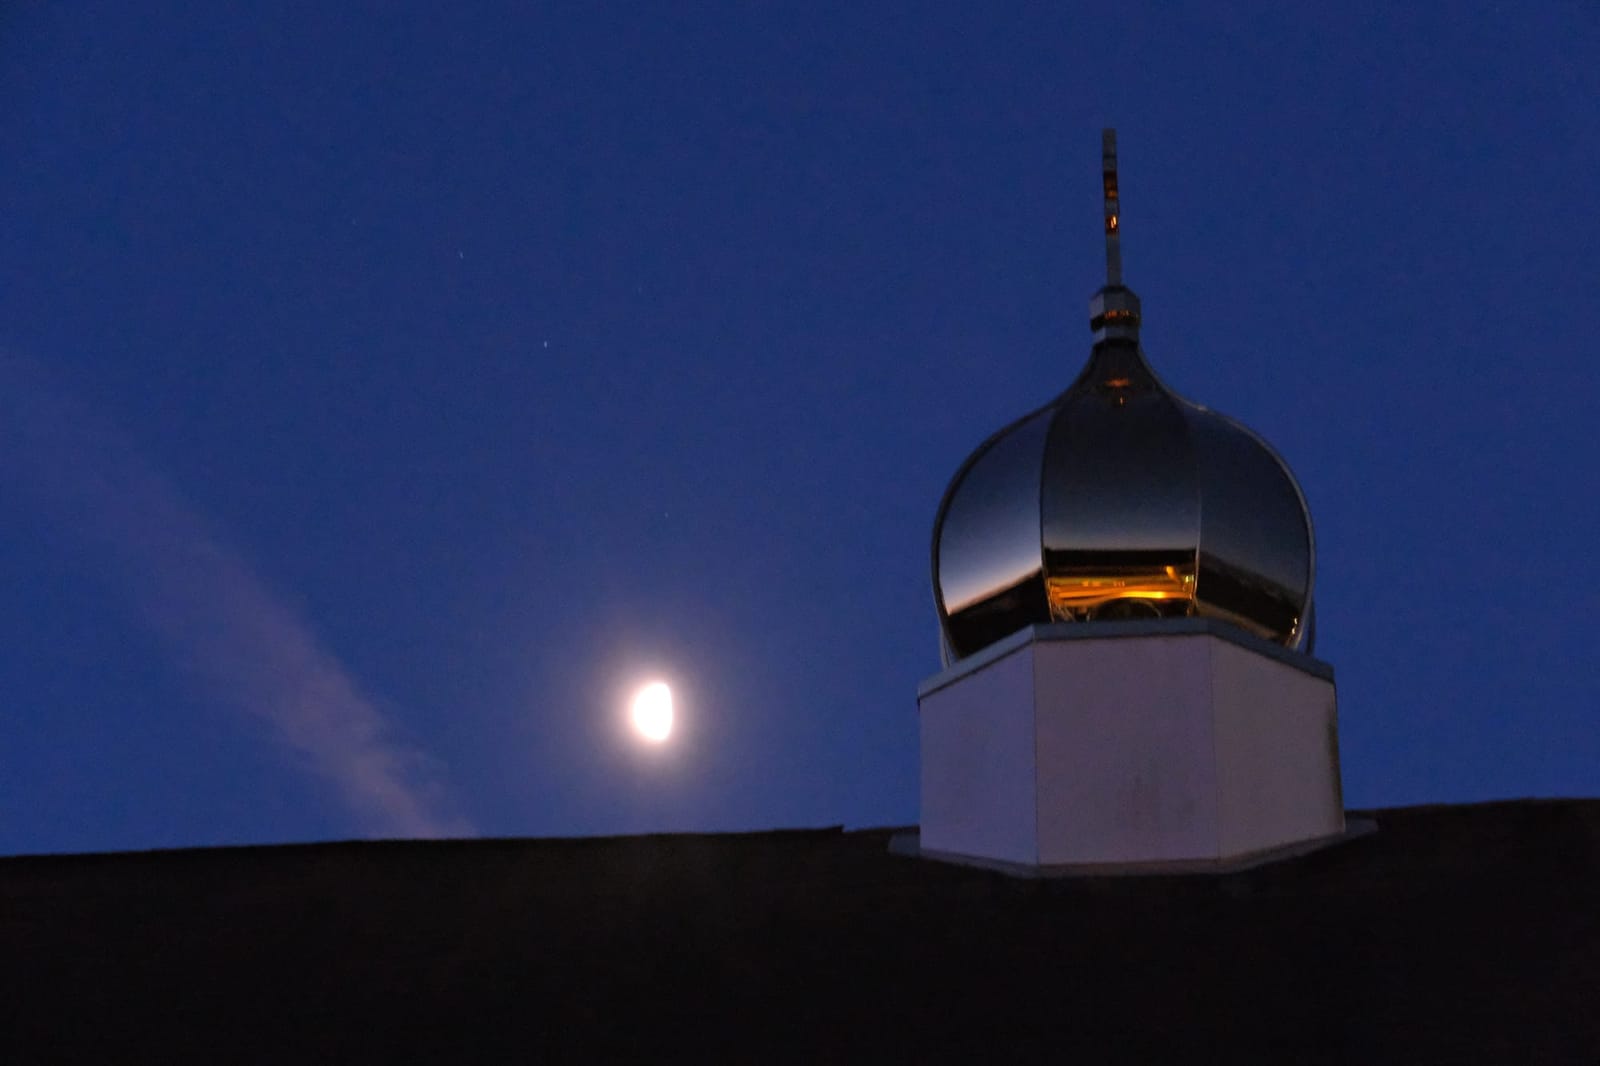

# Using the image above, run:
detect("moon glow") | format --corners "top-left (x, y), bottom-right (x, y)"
top-left (629, 681), bottom-right (674, 743)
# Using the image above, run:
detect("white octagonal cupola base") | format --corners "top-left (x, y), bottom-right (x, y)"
top-left (916, 620), bottom-right (1344, 873)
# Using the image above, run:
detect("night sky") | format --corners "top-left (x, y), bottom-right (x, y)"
top-left (2, 3), bottom-right (1596, 855)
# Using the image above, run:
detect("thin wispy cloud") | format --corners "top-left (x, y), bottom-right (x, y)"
top-left (0, 352), bottom-right (473, 838)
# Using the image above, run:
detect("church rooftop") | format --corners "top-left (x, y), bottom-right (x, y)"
top-left (3, 798), bottom-right (1597, 1062)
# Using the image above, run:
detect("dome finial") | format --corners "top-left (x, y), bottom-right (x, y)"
top-left (1089, 128), bottom-right (1140, 342)
top-left (1102, 128), bottom-right (1122, 287)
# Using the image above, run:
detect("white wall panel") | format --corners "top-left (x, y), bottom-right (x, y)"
top-left (919, 643), bottom-right (1038, 865)
top-left (1033, 637), bottom-right (1218, 865)
top-left (1210, 640), bottom-right (1343, 859)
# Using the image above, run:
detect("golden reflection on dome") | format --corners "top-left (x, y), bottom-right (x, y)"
top-left (1045, 563), bottom-right (1197, 617)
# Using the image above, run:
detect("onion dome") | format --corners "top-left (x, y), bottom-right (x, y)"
top-left (932, 130), bottom-right (1315, 664)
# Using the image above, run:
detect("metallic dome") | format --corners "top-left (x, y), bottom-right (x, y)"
top-left (932, 131), bottom-right (1314, 664)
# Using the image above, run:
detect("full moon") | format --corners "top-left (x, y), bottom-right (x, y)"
top-left (629, 681), bottom-right (674, 743)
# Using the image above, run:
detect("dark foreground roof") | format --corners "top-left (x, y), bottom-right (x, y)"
top-left (3, 799), bottom-right (1598, 1064)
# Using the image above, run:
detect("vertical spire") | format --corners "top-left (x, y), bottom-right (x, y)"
top-left (1089, 128), bottom-right (1140, 342)
top-left (1102, 128), bottom-right (1122, 287)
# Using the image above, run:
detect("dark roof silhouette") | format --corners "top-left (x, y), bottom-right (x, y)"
top-left (3, 799), bottom-right (1597, 1063)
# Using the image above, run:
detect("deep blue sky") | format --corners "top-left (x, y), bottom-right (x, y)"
top-left (2, 2), bottom-right (1596, 854)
